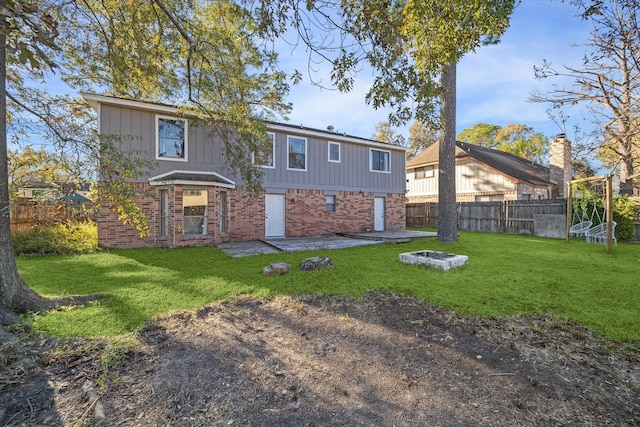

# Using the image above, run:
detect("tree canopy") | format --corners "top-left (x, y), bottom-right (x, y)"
top-left (458, 123), bottom-right (548, 164)
top-left (1, 0), bottom-right (292, 316)
top-left (531, 0), bottom-right (640, 194)
top-left (372, 122), bottom-right (406, 146)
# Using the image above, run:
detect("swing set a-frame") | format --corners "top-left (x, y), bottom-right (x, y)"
top-left (566, 174), bottom-right (615, 251)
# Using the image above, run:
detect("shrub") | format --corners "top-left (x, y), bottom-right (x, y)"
top-left (572, 195), bottom-right (638, 240)
top-left (13, 220), bottom-right (98, 255)
top-left (612, 196), bottom-right (639, 241)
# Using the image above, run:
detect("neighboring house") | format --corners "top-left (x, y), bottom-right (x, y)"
top-left (16, 182), bottom-right (92, 203)
top-left (83, 94), bottom-right (409, 249)
top-left (406, 135), bottom-right (571, 202)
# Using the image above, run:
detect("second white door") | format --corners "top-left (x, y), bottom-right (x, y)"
top-left (374, 197), bottom-right (385, 231)
top-left (265, 194), bottom-right (285, 237)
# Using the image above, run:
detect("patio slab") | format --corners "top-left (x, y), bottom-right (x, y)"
top-left (217, 240), bottom-right (281, 257)
top-left (264, 235), bottom-right (384, 253)
top-left (217, 230), bottom-right (437, 258)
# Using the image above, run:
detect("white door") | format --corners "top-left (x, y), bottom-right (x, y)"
top-left (265, 194), bottom-right (285, 237)
top-left (374, 197), bottom-right (385, 231)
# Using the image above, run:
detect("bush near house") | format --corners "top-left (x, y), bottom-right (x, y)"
top-left (12, 220), bottom-right (98, 255)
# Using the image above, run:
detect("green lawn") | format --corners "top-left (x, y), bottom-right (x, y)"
top-left (16, 231), bottom-right (640, 342)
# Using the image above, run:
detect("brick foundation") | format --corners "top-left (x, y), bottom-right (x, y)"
top-left (98, 183), bottom-right (406, 249)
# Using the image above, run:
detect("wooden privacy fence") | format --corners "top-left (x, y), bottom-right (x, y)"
top-left (406, 200), bottom-right (568, 234)
top-left (9, 199), bottom-right (91, 234)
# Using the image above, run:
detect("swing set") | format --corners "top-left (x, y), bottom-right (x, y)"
top-left (566, 174), bottom-right (616, 250)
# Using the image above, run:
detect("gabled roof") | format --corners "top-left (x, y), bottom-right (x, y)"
top-left (407, 141), bottom-right (553, 187)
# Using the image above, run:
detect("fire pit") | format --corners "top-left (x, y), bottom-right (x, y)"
top-left (398, 250), bottom-right (468, 271)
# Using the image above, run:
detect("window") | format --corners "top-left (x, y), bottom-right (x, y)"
top-left (183, 189), bottom-right (207, 235)
top-left (475, 195), bottom-right (504, 202)
top-left (326, 195), bottom-right (336, 212)
top-left (414, 166), bottom-right (434, 179)
top-left (253, 132), bottom-right (275, 168)
top-left (370, 149), bottom-right (390, 172)
top-left (160, 189), bottom-right (169, 236)
top-left (521, 193), bottom-right (531, 201)
top-left (328, 142), bottom-right (340, 163)
top-left (287, 136), bottom-right (307, 170)
top-left (220, 191), bottom-right (227, 234)
top-left (157, 116), bottom-right (187, 160)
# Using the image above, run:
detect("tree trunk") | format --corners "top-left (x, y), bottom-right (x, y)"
top-left (0, 25), bottom-right (54, 320)
top-left (618, 137), bottom-right (634, 195)
top-left (437, 62), bottom-right (458, 243)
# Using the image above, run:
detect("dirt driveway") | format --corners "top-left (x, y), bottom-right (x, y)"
top-left (1, 291), bottom-right (638, 426)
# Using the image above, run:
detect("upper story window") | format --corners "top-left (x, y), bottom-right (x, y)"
top-left (414, 166), bottom-right (434, 179)
top-left (157, 116), bottom-right (187, 161)
top-left (253, 132), bottom-right (275, 168)
top-left (370, 148), bottom-right (390, 173)
top-left (328, 142), bottom-right (340, 163)
top-left (288, 136), bottom-right (307, 171)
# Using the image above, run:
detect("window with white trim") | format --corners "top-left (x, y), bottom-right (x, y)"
top-left (287, 136), bottom-right (307, 170)
top-left (370, 149), bottom-right (390, 172)
top-left (253, 132), bottom-right (275, 168)
top-left (157, 116), bottom-right (187, 160)
top-left (414, 166), bottom-right (434, 179)
top-left (326, 195), bottom-right (336, 212)
top-left (328, 142), bottom-right (340, 163)
top-left (183, 189), bottom-right (207, 235)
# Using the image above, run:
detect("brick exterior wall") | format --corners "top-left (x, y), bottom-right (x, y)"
top-left (284, 189), bottom-right (405, 237)
top-left (97, 183), bottom-right (406, 249)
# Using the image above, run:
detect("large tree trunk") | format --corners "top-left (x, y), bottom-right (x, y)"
top-left (437, 63), bottom-right (458, 243)
top-left (0, 27), bottom-right (57, 322)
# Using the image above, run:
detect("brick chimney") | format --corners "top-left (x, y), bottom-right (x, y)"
top-left (549, 134), bottom-right (572, 198)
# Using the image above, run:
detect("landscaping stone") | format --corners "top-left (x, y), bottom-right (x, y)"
top-left (299, 257), bottom-right (335, 271)
top-left (262, 262), bottom-right (291, 276)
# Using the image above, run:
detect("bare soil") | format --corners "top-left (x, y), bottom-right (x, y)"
top-left (1, 291), bottom-right (638, 426)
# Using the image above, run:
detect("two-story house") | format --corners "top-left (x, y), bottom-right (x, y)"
top-left (406, 135), bottom-right (571, 202)
top-left (83, 94), bottom-right (409, 249)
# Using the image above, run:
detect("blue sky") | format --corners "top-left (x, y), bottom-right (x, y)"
top-left (17, 1), bottom-right (595, 151)
top-left (280, 0), bottom-right (595, 142)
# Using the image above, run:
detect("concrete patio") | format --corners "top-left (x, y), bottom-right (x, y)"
top-left (217, 230), bottom-right (437, 257)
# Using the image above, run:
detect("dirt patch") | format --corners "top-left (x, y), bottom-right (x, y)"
top-left (1, 291), bottom-right (638, 426)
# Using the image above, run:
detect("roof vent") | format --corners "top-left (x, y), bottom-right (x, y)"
top-left (327, 125), bottom-right (334, 133)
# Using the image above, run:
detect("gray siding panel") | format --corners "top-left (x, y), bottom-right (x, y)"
top-left (100, 104), bottom-right (406, 193)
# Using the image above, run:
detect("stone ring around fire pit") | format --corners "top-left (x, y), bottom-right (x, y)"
top-left (398, 250), bottom-right (468, 271)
